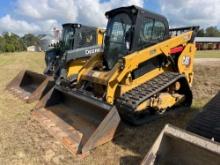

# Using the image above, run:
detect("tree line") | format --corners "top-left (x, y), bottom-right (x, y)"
top-left (0, 32), bottom-right (41, 53)
top-left (197, 26), bottom-right (220, 37)
top-left (0, 26), bottom-right (219, 53)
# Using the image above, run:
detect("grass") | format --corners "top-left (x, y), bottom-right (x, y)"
top-left (196, 50), bottom-right (220, 58)
top-left (0, 52), bottom-right (219, 164)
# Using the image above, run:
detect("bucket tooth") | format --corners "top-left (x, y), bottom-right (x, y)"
top-left (6, 70), bottom-right (54, 103)
top-left (33, 87), bottom-right (121, 156)
top-left (141, 124), bottom-right (220, 165)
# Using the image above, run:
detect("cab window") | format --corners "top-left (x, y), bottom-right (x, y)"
top-left (75, 29), bottom-right (96, 49)
top-left (139, 18), bottom-right (166, 47)
top-left (138, 18), bottom-right (154, 46)
top-left (152, 21), bottom-right (165, 40)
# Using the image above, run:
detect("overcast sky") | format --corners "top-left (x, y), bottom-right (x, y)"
top-left (0, 0), bottom-right (219, 36)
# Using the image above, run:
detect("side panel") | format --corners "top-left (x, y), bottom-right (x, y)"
top-left (67, 58), bottom-right (88, 78)
top-left (119, 67), bottom-right (165, 95)
top-left (97, 29), bottom-right (104, 46)
top-left (177, 43), bottom-right (196, 86)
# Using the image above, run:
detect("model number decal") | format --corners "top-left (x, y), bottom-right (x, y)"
top-left (150, 49), bottom-right (157, 55)
top-left (92, 71), bottom-right (100, 77)
top-left (182, 56), bottom-right (191, 66)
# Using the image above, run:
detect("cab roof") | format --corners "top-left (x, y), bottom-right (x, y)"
top-left (62, 23), bottom-right (97, 30)
top-left (105, 5), bottom-right (168, 25)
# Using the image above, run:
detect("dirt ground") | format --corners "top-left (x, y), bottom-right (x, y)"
top-left (0, 52), bottom-right (219, 165)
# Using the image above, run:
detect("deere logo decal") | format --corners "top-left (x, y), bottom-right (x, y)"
top-left (85, 48), bottom-right (101, 55)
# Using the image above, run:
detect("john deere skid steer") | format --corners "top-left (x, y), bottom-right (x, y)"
top-left (6, 23), bottom-right (104, 103)
top-left (33, 6), bottom-right (198, 155)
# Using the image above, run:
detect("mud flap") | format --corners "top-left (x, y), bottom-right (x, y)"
top-left (33, 86), bottom-right (121, 156)
top-left (141, 124), bottom-right (220, 165)
top-left (6, 70), bottom-right (54, 103)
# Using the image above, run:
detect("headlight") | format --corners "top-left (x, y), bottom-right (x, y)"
top-left (131, 8), bottom-right (137, 14)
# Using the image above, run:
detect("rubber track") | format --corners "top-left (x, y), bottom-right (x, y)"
top-left (116, 71), bottom-right (184, 111)
top-left (187, 92), bottom-right (220, 142)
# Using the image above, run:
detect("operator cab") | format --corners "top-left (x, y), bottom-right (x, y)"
top-left (103, 5), bottom-right (169, 69)
top-left (44, 23), bottom-right (99, 76)
top-left (62, 23), bottom-right (98, 50)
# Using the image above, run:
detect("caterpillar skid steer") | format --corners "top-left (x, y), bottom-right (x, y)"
top-left (6, 23), bottom-right (104, 103)
top-left (33, 5), bottom-right (198, 155)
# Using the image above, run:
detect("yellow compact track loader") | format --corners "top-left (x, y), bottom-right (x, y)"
top-left (6, 24), bottom-right (104, 103)
top-left (33, 6), bottom-right (198, 155)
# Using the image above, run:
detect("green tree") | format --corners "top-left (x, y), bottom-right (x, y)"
top-left (5, 43), bottom-right (15, 52)
top-left (197, 29), bottom-right (205, 37)
top-left (1, 32), bottom-right (26, 52)
top-left (22, 33), bottom-right (40, 47)
top-left (0, 36), bottom-right (6, 52)
top-left (205, 26), bottom-right (220, 37)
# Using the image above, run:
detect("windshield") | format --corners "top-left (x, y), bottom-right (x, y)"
top-left (104, 13), bottom-right (132, 69)
top-left (74, 27), bottom-right (97, 49)
top-left (62, 26), bottom-right (75, 50)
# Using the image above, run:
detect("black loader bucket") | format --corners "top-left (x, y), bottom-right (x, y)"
top-left (6, 70), bottom-right (54, 103)
top-left (141, 124), bottom-right (220, 165)
top-left (187, 91), bottom-right (220, 142)
top-left (32, 86), bottom-right (121, 156)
